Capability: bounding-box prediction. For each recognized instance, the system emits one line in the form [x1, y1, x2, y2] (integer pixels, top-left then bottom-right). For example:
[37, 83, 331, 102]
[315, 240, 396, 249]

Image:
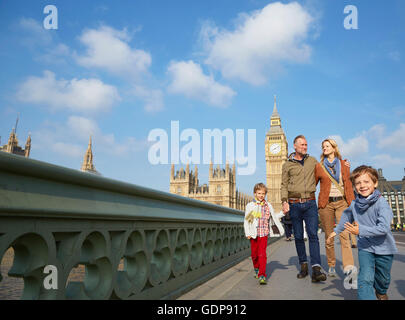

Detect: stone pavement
[179, 232, 405, 300]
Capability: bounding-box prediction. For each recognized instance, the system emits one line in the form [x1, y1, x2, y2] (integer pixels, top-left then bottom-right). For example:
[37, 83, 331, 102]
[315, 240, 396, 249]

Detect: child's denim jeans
[358, 249, 394, 300]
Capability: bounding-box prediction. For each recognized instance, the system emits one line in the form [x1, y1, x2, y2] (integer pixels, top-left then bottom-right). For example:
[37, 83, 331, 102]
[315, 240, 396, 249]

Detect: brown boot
[376, 292, 389, 300]
[297, 263, 308, 279]
[311, 266, 327, 282]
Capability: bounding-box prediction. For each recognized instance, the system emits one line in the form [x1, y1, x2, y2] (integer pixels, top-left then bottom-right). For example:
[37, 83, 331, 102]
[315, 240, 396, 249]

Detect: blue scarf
[324, 157, 340, 183]
[354, 189, 381, 213]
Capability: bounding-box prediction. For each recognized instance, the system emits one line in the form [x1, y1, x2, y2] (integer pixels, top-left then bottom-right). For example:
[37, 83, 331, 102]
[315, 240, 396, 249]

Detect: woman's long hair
[320, 138, 342, 162]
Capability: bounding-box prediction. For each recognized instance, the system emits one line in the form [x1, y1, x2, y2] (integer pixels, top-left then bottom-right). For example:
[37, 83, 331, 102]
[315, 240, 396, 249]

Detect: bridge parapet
[0, 152, 250, 299]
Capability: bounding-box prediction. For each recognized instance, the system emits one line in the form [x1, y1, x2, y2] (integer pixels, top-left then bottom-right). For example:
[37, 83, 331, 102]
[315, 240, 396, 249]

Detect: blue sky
[0, 0, 404, 196]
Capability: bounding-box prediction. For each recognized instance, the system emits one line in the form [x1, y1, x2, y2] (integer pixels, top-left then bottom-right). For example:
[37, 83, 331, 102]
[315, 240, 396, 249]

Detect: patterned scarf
[254, 197, 270, 218]
[245, 198, 270, 223]
[324, 157, 340, 183]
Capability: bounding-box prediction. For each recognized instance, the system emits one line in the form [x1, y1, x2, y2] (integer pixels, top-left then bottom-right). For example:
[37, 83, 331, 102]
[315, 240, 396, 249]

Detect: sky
[0, 0, 404, 196]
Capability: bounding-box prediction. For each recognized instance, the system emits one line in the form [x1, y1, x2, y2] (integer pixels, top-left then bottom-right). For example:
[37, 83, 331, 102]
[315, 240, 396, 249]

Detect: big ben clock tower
[265, 96, 288, 213]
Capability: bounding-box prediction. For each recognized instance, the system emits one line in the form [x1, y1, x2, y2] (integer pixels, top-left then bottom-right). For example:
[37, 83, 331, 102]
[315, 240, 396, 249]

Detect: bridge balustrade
[0, 152, 252, 299]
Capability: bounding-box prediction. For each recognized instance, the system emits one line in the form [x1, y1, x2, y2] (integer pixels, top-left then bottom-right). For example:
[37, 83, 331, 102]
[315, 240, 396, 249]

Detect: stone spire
[24, 133, 31, 158]
[6, 128, 18, 153]
[171, 164, 175, 179]
[271, 95, 280, 119]
[268, 94, 283, 135]
[81, 136, 98, 174]
[0, 115, 31, 157]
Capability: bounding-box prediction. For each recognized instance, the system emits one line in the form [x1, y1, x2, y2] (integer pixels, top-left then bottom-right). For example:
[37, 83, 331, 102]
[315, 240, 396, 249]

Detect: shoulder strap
[321, 163, 345, 196]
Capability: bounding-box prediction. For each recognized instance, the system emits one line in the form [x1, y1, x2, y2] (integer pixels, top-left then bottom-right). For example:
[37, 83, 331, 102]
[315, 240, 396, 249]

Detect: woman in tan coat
[315, 138, 356, 277]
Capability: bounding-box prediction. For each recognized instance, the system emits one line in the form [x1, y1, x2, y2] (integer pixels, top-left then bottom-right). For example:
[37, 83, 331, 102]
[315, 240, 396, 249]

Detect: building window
[177, 187, 182, 193]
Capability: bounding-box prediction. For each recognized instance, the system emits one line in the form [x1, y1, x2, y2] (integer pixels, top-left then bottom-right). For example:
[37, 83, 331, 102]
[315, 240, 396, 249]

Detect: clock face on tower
[269, 143, 281, 155]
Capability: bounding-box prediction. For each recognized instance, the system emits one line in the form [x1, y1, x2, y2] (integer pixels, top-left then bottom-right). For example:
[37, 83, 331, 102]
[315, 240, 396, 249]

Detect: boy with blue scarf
[327, 165, 397, 300]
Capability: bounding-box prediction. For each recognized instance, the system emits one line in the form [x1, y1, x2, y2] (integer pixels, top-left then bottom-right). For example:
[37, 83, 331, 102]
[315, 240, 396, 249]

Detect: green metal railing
[0, 152, 257, 300]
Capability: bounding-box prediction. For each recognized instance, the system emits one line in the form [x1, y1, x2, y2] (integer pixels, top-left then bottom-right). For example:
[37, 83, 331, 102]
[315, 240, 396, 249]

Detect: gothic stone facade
[170, 162, 252, 210]
[0, 128, 31, 157]
[378, 168, 405, 224]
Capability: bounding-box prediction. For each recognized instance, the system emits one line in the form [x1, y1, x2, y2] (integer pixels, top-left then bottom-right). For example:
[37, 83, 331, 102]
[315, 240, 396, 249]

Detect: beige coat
[281, 153, 318, 202]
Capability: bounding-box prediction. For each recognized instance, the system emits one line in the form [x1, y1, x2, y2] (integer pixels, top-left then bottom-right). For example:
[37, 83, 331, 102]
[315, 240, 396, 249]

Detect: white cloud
[32, 116, 149, 160]
[67, 116, 100, 139]
[328, 134, 369, 160]
[39, 43, 71, 64]
[32, 122, 85, 159]
[19, 17, 53, 47]
[52, 142, 84, 158]
[75, 25, 151, 79]
[16, 70, 120, 113]
[167, 60, 236, 107]
[375, 123, 405, 150]
[132, 85, 164, 113]
[66, 116, 149, 156]
[368, 124, 385, 140]
[200, 2, 314, 85]
[18, 18, 71, 65]
[74, 25, 164, 112]
[372, 154, 402, 166]
[324, 124, 405, 179]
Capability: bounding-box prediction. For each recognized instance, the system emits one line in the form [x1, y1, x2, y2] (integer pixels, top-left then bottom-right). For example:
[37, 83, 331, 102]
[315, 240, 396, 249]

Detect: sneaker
[328, 267, 336, 277]
[254, 268, 259, 279]
[259, 276, 267, 285]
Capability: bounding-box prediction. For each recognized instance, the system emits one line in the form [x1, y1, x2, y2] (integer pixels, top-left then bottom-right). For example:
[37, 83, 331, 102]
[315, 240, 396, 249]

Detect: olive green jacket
[281, 153, 318, 202]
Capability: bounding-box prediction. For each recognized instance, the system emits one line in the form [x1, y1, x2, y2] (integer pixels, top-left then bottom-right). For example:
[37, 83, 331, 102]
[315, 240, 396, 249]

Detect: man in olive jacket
[281, 135, 327, 282]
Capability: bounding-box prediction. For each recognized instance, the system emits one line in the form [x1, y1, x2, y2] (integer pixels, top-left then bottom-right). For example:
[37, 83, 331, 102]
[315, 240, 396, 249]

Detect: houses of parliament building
[378, 169, 405, 225]
[169, 96, 288, 213]
[169, 161, 253, 210]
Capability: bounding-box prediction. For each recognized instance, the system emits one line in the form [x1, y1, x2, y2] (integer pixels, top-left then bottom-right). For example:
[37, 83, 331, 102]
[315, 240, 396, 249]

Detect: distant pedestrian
[244, 183, 275, 285]
[281, 212, 293, 241]
[327, 165, 397, 300]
